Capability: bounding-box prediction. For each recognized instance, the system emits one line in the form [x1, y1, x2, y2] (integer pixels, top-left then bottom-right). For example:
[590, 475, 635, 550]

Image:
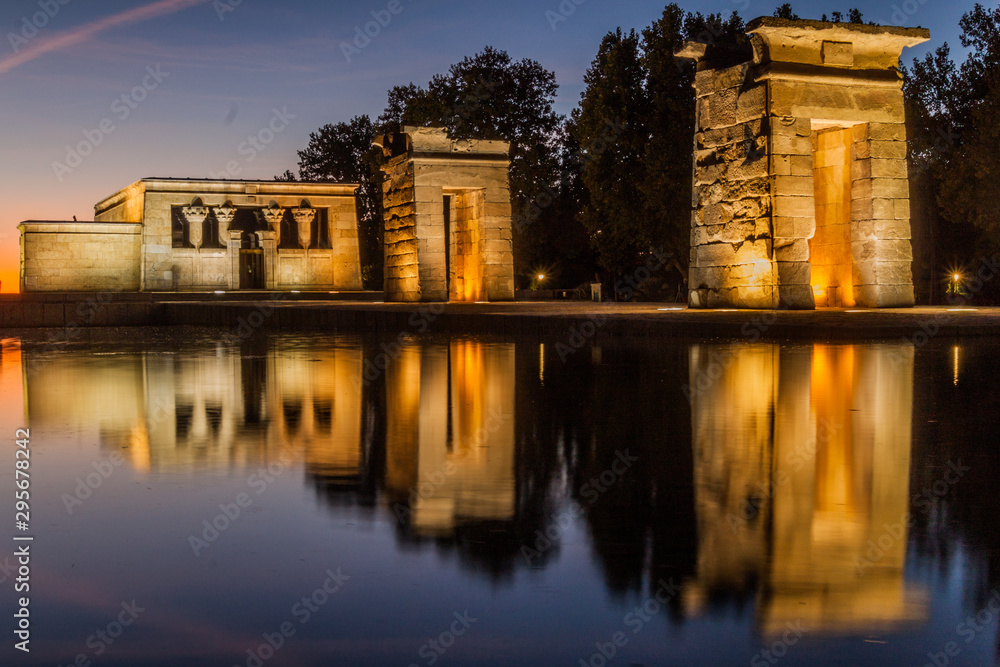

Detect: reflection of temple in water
[22, 336, 516, 540]
[685, 342, 927, 636]
[23, 338, 366, 485]
[383, 341, 516, 535]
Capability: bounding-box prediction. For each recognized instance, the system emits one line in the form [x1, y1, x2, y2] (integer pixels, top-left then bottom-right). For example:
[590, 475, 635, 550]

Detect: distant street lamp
[537, 274, 545, 282]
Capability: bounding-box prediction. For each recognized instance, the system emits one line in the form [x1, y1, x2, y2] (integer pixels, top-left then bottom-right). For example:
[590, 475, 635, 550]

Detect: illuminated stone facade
[679, 18, 929, 308]
[374, 127, 516, 302]
[19, 179, 363, 292]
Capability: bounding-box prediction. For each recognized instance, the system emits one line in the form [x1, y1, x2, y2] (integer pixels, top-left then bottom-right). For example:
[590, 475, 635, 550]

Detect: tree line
[277, 3, 1000, 303]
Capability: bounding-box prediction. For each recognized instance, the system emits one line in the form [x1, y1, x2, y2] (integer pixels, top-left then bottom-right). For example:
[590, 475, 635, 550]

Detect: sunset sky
[0, 0, 960, 292]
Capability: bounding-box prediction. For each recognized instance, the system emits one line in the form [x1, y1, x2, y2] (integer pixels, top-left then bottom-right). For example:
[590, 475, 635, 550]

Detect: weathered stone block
[852, 238, 913, 263]
[777, 283, 815, 310]
[774, 238, 809, 262]
[774, 175, 814, 197]
[774, 196, 814, 218]
[777, 260, 811, 285]
[870, 159, 908, 179]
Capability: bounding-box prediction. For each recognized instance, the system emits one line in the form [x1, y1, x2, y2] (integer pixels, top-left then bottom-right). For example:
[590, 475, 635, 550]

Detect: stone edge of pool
[1, 295, 999, 340]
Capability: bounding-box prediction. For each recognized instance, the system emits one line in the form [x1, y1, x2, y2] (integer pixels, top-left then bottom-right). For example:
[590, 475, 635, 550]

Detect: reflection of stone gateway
[684, 342, 927, 637]
[677, 19, 929, 309]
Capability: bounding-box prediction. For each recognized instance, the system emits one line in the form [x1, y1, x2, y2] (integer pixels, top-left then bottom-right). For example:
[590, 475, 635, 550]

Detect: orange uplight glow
[809, 127, 856, 308]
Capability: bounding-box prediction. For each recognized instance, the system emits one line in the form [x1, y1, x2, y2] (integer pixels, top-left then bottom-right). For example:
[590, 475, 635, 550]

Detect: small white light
[213, 290, 225, 295]
[657, 307, 684, 311]
[947, 308, 977, 312]
[290, 290, 300, 294]
[537, 274, 545, 281]
[845, 309, 865, 312]
[474, 301, 489, 304]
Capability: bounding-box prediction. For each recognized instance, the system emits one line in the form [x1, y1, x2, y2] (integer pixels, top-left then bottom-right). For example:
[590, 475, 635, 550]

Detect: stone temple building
[374, 126, 515, 302]
[19, 179, 363, 292]
[678, 18, 929, 309]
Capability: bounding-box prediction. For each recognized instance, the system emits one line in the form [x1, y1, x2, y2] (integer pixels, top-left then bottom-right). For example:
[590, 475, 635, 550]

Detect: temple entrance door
[239, 249, 264, 289]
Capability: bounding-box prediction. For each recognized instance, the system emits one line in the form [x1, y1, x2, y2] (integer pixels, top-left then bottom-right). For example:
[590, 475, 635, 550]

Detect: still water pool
[0, 329, 998, 666]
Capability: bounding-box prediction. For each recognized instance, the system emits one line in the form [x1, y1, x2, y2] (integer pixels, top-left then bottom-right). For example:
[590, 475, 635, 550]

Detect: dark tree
[573, 6, 748, 294]
[378, 47, 565, 284]
[773, 3, 800, 19]
[294, 115, 384, 287]
[572, 28, 651, 286]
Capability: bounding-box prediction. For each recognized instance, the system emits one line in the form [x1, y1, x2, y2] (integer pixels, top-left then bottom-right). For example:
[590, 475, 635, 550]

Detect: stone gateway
[677, 18, 929, 309]
[374, 126, 516, 303]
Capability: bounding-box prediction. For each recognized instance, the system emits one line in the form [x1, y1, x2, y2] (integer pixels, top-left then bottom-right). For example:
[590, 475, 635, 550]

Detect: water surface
[0, 329, 998, 666]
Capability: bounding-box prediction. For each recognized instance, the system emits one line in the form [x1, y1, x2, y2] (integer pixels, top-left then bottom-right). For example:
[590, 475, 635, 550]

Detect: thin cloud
[0, 0, 211, 75]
